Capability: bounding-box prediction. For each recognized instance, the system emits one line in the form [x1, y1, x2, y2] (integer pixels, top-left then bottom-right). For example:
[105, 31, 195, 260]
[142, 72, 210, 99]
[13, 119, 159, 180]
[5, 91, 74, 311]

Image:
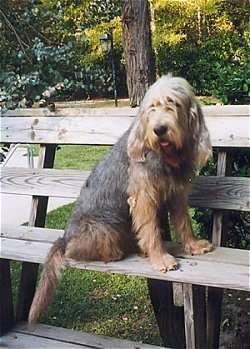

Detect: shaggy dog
[28, 75, 213, 323]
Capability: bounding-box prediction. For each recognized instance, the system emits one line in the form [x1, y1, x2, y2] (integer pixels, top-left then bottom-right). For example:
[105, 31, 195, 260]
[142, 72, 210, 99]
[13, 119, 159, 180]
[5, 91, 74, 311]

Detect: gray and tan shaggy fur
[29, 75, 213, 323]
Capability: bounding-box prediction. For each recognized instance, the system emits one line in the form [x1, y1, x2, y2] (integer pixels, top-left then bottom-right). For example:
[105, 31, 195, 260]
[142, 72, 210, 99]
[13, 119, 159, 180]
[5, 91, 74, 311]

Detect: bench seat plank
[1, 167, 250, 211]
[2, 323, 166, 349]
[1, 226, 249, 291]
[2, 225, 249, 266]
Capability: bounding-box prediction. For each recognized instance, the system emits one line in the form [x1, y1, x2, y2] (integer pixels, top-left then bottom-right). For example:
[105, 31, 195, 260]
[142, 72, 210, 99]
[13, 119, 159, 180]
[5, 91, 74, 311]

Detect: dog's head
[127, 75, 212, 169]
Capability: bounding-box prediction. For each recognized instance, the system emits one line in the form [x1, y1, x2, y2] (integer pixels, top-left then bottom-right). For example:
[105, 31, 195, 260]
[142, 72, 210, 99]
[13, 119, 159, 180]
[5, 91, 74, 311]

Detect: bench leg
[183, 284, 207, 349]
[16, 197, 48, 321]
[148, 279, 185, 348]
[207, 287, 223, 349]
[16, 262, 39, 321]
[0, 259, 14, 335]
[16, 144, 57, 321]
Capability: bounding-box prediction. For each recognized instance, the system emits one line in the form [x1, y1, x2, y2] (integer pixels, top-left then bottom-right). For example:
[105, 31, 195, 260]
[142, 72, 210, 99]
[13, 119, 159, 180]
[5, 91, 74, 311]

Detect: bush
[212, 58, 250, 104]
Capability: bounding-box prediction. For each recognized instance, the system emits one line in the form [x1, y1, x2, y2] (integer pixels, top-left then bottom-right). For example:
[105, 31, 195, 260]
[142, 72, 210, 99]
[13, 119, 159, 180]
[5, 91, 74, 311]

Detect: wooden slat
[202, 105, 249, 117]
[2, 323, 166, 349]
[2, 225, 248, 266]
[1, 106, 250, 147]
[0, 167, 89, 198]
[3, 106, 138, 117]
[1, 168, 249, 211]
[1, 116, 133, 145]
[189, 176, 250, 211]
[16, 145, 57, 322]
[183, 284, 195, 349]
[1, 228, 249, 291]
[2, 332, 87, 348]
[207, 150, 231, 349]
[3, 105, 249, 117]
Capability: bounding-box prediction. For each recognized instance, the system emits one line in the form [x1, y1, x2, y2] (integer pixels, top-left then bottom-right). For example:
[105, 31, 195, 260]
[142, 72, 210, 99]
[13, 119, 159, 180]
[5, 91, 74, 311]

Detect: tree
[121, 0, 156, 107]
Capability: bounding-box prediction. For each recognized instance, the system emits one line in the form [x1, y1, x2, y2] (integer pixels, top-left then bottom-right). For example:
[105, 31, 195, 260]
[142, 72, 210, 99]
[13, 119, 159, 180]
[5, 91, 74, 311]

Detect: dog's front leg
[128, 192, 178, 272]
[170, 197, 213, 255]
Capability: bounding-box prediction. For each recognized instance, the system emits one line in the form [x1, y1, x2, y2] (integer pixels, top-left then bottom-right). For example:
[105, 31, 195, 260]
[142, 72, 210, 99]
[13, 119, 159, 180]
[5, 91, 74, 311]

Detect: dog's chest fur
[66, 129, 192, 237]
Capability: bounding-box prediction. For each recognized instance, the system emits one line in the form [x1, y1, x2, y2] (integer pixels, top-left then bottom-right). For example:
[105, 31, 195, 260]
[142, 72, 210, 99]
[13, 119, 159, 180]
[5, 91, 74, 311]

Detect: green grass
[54, 145, 110, 170]
[40, 269, 161, 344]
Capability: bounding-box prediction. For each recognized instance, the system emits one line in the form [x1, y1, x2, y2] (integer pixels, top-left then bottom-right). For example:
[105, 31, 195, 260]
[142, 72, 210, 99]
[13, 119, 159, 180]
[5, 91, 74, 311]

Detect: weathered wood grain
[183, 284, 195, 349]
[0, 167, 89, 198]
[208, 150, 231, 349]
[2, 225, 248, 266]
[2, 225, 249, 266]
[1, 105, 250, 147]
[3, 106, 138, 117]
[3, 104, 249, 117]
[1, 228, 249, 291]
[1, 168, 249, 211]
[16, 145, 57, 322]
[3, 323, 167, 349]
[189, 176, 250, 211]
[1, 116, 133, 145]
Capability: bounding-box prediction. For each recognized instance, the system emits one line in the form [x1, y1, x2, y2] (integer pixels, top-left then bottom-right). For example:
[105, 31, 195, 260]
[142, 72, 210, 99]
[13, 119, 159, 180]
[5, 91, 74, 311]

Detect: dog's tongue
[160, 141, 170, 148]
[160, 141, 171, 151]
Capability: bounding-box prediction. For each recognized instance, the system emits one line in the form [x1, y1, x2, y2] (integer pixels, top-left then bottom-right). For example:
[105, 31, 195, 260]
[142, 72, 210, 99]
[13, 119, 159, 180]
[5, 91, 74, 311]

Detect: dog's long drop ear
[190, 101, 212, 169]
[127, 111, 147, 162]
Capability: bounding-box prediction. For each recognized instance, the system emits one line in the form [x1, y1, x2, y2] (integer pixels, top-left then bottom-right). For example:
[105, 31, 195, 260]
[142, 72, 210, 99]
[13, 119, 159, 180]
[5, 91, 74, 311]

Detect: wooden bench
[1, 105, 249, 349]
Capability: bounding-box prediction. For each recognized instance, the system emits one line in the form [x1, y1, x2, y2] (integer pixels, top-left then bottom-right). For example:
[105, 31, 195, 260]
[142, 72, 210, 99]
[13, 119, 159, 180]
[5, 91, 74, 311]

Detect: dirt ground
[219, 290, 250, 349]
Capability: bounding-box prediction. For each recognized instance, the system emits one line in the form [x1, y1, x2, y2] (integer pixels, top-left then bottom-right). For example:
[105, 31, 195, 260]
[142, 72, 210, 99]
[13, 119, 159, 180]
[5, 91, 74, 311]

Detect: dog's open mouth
[159, 141, 180, 168]
[159, 141, 174, 153]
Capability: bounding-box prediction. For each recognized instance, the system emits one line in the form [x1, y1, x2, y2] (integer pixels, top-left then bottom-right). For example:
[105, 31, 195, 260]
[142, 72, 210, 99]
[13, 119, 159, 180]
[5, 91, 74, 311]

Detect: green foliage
[0, 0, 124, 110]
[212, 57, 250, 104]
[154, 0, 250, 103]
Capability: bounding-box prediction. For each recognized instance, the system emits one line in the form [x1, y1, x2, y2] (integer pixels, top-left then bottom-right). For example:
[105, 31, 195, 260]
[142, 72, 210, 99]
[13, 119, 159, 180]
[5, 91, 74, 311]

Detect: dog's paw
[185, 239, 214, 255]
[150, 253, 178, 273]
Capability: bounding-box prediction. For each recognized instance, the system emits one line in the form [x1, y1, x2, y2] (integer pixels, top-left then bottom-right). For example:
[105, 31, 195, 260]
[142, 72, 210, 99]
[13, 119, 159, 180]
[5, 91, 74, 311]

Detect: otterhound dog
[29, 75, 213, 323]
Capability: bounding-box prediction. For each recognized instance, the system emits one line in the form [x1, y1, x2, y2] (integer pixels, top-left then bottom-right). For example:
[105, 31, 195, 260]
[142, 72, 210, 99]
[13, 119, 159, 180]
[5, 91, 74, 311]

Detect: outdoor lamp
[99, 31, 118, 107]
[100, 33, 112, 53]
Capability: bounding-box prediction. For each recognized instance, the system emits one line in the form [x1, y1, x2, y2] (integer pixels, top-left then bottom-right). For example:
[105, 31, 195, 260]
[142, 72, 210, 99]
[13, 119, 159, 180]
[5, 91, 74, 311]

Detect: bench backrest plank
[1, 168, 250, 211]
[1, 105, 249, 147]
[2, 105, 248, 117]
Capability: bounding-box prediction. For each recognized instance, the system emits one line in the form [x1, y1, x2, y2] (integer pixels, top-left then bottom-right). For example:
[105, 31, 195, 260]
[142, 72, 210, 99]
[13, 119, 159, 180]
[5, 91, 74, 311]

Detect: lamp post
[100, 31, 118, 107]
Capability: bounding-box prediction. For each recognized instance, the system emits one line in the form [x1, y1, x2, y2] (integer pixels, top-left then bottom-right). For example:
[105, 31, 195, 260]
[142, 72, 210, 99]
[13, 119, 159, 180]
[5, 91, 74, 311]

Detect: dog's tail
[28, 238, 66, 324]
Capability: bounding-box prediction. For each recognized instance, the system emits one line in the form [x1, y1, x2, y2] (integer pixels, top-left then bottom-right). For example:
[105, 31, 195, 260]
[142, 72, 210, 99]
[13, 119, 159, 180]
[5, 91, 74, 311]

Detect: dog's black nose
[153, 125, 167, 137]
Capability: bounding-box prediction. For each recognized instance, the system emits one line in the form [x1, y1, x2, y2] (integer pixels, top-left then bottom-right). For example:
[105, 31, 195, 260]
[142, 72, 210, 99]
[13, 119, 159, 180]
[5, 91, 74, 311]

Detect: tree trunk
[122, 0, 156, 107]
